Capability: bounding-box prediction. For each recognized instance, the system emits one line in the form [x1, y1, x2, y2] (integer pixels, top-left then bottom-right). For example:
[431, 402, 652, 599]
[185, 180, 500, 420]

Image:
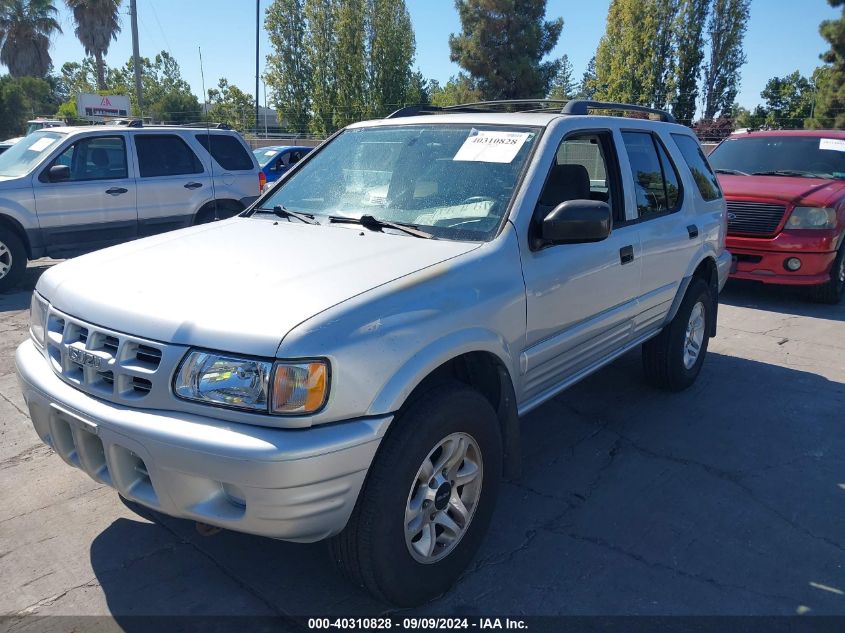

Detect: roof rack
[562, 100, 676, 123]
[108, 120, 233, 130]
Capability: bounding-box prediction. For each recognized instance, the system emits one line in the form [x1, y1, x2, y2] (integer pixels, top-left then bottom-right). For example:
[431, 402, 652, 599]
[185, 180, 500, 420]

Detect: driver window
[50, 136, 127, 182]
[538, 133, 616, 218]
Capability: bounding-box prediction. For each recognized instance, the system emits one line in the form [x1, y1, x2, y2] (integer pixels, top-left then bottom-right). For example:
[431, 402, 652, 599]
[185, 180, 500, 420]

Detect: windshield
[0, 131, 65, 177]
[258, 124, 539, 241]
[254, 147, 280, 167]
[709, 136, 845, 179]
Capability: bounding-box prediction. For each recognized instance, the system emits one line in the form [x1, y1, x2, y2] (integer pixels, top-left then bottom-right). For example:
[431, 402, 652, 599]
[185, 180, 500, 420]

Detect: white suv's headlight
[174, 350, 329, 415]
[29, 292, 48, 348]
[787, 207, 836, 229]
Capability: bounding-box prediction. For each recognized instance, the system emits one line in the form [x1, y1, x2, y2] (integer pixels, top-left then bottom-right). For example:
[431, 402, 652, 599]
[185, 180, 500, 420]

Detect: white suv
[16, 101, 730, 606]
[0, 124, 260, 291]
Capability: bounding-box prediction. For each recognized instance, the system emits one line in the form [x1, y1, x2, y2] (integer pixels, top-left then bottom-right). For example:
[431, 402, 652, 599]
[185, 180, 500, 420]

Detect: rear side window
[196, 134, 254, 170]
[135, 134, 203, 177]
[622, 131, 681, 218]
[672, 134, 722, 201]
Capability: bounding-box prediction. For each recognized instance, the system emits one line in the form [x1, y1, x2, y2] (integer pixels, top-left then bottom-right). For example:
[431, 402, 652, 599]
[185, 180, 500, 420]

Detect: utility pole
[130, 0, 143, 117]
[255, 0, 260, 136]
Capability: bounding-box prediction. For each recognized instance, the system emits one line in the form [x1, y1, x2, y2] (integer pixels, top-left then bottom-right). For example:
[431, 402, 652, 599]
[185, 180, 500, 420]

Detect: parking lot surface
[1, 259, 843, 623]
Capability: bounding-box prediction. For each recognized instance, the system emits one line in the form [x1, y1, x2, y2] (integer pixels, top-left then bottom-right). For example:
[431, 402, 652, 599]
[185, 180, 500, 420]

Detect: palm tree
[65, 0, 120, 90]
[0, 0, 62, 78]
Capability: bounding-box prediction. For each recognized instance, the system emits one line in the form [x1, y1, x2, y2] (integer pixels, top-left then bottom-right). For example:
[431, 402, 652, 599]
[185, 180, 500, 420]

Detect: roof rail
[385, 99, 571, 119]
[562, 100, 676, 123]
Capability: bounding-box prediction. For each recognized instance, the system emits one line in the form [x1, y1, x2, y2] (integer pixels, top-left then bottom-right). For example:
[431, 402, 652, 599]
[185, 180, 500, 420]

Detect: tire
[810, 244, 845, 305]
[329, 382, 502, 607]
[642, 277, 713, 392]
[0, 229, 27, 293]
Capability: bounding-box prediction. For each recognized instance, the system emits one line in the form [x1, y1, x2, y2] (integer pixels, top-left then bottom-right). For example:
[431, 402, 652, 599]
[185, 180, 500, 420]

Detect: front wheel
[642, 277, 713, 391]
[810, 244, 845, 304]
[329, 382, 502, 606]
[0, 229, 27, 293]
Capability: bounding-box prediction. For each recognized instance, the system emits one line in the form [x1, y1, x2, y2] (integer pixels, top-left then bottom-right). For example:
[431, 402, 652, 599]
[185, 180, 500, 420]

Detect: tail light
[258, 170, 266, 193]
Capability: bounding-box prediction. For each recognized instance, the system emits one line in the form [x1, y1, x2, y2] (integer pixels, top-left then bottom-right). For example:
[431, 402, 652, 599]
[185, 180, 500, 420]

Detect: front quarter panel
[277, 225, 527, 424]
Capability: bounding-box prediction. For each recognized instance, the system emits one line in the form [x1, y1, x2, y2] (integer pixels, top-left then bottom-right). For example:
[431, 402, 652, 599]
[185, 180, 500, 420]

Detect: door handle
[184, 182, 203, 189]
[105, 187, 128, 196]
[620, 245, 635, 265]
[687, 224, 699, 239]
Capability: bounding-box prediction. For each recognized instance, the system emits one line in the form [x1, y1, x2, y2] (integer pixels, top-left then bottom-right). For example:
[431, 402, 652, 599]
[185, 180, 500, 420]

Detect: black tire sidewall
[668, 278, 712, 387]
[362, 385, 502, 606]
[0, 229, 26, 292]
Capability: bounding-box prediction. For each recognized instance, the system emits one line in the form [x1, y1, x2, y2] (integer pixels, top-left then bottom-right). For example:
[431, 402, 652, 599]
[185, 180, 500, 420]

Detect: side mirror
[540, 200, 612, 245]
[47, 164, 70, 182]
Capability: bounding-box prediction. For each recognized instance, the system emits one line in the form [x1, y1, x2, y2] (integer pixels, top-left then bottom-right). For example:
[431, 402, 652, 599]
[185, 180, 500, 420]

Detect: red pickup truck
[708, 130, 845, 303]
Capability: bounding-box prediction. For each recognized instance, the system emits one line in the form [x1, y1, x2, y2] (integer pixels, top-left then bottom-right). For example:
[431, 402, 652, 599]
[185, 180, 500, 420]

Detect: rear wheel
[329, 382, 502, 607]
[0, 229, 27, 293]
[810, 244, 845, 304]
[642, 277, 713, 391]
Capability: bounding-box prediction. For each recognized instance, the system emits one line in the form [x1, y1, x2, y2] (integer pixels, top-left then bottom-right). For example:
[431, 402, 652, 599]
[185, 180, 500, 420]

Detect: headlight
[174, 351, 329, 415]
[787, 207, 837, 229]
[29, 292, 48, 348]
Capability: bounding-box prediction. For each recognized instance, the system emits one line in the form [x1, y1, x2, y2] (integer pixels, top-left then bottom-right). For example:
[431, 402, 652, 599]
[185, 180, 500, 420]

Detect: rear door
[33, 132, 137, 256]
[131, 133, 213, 237]
[195, 133, 259, 211]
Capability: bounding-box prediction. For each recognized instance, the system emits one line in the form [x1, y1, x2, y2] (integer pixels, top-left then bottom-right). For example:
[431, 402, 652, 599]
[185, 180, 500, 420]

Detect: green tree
[731, 103, 766, 129]
[207, 77, 255, 132]
[0, 74, 55, 136]
[429, 73, 481, 107]
[578, 55, 597, 98]
[64, 0, 121, 90]
[449, 0, 563, 100]
[265, 0, 311, 134]
[367, 0, 415, 117]
[701, 0, 750, 120]
[334, 0, 366, 128]
[548, 53, 577, 100]
[760, 70, 814, 129]
[650, 0, 678, 109]
[594, 0, 658, 105]
[304, 0, 337, 135]
[672, 0, 709, 124]
[807, 1, 845, 128]
[0, 0, 62, 77]
[405, 69, 430, 106]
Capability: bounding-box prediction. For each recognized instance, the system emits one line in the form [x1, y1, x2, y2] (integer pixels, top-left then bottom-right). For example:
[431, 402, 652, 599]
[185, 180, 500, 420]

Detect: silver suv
[16, 101, 730, 606]
[0, 124, 260, 291]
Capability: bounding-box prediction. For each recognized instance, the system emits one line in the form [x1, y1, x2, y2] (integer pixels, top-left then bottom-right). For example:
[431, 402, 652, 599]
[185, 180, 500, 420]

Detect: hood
[718, 174, 845, 207]
[37, 217, 480, 357]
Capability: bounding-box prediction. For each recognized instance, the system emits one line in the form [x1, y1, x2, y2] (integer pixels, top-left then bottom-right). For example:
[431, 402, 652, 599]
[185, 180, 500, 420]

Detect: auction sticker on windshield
[820, 138, 845, 152]
[454, 129, 530, 163]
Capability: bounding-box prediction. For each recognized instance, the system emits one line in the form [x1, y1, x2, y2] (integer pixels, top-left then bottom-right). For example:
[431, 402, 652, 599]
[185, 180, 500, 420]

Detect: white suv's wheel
[642, 277, 713, 391]
[330, 382, 502, 606]
[0, 230, 26, 293]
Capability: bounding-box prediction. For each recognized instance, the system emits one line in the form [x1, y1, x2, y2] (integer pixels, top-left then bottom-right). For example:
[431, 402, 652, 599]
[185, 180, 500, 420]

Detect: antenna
[198, 46, 217, 218]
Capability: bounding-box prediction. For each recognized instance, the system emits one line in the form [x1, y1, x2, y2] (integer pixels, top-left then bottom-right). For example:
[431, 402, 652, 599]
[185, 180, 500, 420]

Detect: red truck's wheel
[811, 244, 845, 304]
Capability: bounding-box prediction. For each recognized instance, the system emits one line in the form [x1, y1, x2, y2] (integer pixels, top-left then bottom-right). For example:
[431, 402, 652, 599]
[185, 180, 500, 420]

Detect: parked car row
[8, 100, 845, 608]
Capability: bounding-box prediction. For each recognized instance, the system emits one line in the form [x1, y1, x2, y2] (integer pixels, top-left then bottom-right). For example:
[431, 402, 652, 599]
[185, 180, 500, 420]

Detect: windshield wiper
[329, 214, 434, 239]
[255, 205, 320, 225]
[715, 168, 750, 176]
[751, 170, 824, 178]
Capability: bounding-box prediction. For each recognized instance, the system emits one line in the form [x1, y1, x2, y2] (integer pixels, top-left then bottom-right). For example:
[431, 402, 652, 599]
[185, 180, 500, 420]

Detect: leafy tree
[0, 0, 62, 77]
[692, 115, 734, 141]
[265, 0, 311, 134]
[207, 77, 255, 132]
[367, 0, 415, 117]
[405, 69, 430, 106]
[0, 74, 55, 136]
[731, 103, 766, 129]
[760, 70, 814, 129]
[65, 0, 121, 90]
[334, 0, 366, 128]
[548, 53, 577, 100]
[304, 0, 338, 135]
[578, 55, 597, 98]
[429, 73, 481, 107]
[807, 1, 845, 128]
[594, 0, 658, 105]
[701, 0, 750, 120]
[650, 0, 678, 109]
[449, 0, 563, 100]
[672, 0, 709, 124]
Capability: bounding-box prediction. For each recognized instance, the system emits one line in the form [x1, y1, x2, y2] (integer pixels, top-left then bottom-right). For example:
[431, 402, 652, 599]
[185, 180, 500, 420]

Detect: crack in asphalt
[0, 389, 27, 418]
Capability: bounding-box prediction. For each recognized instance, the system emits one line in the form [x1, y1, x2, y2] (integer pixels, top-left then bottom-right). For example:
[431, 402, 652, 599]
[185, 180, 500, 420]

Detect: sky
[39, 0, 842, 111]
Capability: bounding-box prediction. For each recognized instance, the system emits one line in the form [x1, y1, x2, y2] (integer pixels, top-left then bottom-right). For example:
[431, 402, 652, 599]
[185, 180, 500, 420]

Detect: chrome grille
[45, 307, 181, 407]
[726, 200, 787, 236]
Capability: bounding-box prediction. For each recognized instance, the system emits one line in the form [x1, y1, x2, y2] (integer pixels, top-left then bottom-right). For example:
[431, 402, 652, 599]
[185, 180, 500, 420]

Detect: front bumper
[727, 231, 840, 286]
[15, 339, 389, 542]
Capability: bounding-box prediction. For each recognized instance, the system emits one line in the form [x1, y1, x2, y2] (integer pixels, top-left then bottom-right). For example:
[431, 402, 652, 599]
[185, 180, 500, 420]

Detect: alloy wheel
[683, 301, 706, 370]
[0, 240, 11, 281]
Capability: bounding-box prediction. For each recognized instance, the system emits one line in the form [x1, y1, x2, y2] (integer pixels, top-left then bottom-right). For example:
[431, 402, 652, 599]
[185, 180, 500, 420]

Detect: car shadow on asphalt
[720, 279, 845, 322]
[89, 349, 845, 620]
[0, 261, 56, 313]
